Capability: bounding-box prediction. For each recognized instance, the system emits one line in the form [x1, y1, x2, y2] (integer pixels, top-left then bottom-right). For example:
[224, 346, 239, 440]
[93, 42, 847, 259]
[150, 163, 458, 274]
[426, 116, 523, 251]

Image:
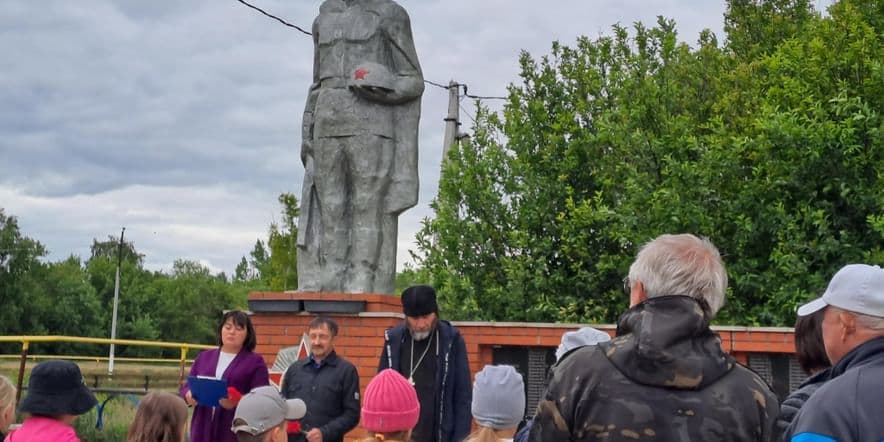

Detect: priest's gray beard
[409, 318, 438, 341]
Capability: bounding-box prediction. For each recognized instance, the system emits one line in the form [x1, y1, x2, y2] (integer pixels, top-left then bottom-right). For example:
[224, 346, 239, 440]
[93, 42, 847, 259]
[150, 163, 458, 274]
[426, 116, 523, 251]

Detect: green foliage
[724, 0, 815, 60]
[0, 209, 48, 347]
[89, 235, 144, 267]
[86, 239, 162, 354]
[0, 192, 305, 355]
[1, 1, 881, 342]
[146, 260, 240, 356]
[0, 212, 246, 357]
[416, 0, 883, 325]
[266, 193, 300, 291]
[234, 193, 300, 291]
[394, 265, 424, 295]
[0, 212, 108, 354]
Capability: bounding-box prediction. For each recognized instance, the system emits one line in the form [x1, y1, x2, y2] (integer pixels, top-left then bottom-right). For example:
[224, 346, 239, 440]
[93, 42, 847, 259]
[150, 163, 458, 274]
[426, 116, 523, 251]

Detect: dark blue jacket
[774, 367, 831, 440]
[785, 336, 884, 441]
[282, 351, 360, 442]
[513, 420, 532, 442]
[379, 320, 472, 442]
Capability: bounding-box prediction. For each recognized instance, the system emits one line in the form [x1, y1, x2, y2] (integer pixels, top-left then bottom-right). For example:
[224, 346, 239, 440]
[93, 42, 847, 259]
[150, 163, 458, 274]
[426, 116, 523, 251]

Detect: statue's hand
[301, 140, 313, 166]
[350, 84, 394, 103]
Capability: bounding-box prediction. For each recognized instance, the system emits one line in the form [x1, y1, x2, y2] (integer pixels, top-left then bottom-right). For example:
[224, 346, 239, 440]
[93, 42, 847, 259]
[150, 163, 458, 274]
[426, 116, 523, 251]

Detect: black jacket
[379, 319, 472, 442]
[774, 367, 830, 439]
[282, 351, 360, 442]
[529, 295, 780, 442]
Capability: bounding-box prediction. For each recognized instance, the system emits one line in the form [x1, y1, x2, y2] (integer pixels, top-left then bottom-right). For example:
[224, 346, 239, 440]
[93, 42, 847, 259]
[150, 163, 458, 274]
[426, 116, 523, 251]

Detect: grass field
[2, 359, 188, 441]
[1, 359, 186, 390]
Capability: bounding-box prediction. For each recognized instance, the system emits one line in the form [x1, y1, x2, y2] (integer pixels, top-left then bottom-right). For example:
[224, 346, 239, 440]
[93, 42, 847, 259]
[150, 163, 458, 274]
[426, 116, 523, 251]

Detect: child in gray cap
[231, 386, 306, 442]
[464, 365, 525, 442]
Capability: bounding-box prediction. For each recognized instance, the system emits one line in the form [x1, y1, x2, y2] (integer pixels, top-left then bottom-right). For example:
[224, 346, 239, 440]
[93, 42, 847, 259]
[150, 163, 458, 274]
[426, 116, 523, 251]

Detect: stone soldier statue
[297, 0, 424, 294]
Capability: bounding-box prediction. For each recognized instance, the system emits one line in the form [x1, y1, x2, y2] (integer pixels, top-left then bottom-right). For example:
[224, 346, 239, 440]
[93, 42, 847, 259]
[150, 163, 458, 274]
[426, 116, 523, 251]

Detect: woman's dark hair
[217, 310, 257, 352]
[794, 309, 831, 375]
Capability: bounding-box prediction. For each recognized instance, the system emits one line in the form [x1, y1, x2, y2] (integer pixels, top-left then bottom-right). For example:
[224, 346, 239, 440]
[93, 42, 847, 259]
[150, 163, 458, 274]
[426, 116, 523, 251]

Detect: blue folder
[187, 376, 228, 408]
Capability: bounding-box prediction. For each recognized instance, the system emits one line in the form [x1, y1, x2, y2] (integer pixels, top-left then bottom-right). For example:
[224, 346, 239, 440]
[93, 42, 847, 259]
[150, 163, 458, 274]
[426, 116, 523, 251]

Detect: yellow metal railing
[0, 354, 198, 364]
[0, 335, 215, 407]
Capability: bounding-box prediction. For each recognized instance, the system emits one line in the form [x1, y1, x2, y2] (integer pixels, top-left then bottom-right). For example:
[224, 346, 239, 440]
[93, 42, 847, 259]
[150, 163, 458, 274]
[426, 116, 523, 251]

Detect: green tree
[86, 237, 161, 354]
[394, 265, 424, 294]
[724, 0, 815, 60]
[0, 209, 48, 352]
[708, 0, 883, 324]
[32, 256, 106, 354]
[266, 193, 300, 291]
[233, 193, 300, 291]
[89, 235, 144, 267]
[0, 212, 112, 354]
[416, 0, 882, 325]
[150, 259, 240, 356]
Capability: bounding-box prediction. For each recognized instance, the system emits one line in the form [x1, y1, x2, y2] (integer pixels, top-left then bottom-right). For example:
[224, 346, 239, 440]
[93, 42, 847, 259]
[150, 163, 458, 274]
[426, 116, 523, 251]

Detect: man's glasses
[622, 276, 630, 296]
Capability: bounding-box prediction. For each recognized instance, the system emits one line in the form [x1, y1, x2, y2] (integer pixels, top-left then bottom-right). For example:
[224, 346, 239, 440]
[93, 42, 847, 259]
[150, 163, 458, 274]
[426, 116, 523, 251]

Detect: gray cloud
[2, 0, 744, 275]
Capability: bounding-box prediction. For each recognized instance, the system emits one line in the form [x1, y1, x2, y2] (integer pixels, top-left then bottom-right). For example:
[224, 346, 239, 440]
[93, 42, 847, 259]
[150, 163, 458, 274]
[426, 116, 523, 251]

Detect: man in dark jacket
[784, 264, 884, 441]
[528, 233, 779, 441]
[378, 285, 471, 442]
[282, 317, 359, 442]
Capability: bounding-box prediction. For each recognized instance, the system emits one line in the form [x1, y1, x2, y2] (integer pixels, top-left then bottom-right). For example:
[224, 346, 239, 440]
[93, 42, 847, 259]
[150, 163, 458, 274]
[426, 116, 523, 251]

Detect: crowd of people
[0, 233, 881, 441]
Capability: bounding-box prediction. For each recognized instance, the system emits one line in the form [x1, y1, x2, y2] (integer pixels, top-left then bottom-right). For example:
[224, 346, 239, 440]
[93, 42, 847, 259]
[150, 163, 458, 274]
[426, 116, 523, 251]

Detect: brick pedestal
[248, 291, 797, 440]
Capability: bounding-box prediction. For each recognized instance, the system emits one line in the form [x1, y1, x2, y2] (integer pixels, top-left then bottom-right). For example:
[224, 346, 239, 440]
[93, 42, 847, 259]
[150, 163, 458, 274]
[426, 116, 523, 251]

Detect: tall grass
[73, 393, 139, 441]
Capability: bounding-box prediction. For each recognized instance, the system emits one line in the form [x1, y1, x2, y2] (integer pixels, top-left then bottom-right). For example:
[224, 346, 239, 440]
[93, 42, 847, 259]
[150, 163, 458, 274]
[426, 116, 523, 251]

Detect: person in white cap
[232, 386, 307, 442]
[784, 263, 884, 441]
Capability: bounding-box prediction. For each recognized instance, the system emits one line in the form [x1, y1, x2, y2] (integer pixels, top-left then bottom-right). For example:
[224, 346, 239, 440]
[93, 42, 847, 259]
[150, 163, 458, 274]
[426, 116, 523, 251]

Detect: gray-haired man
[529, 233, 779, 441]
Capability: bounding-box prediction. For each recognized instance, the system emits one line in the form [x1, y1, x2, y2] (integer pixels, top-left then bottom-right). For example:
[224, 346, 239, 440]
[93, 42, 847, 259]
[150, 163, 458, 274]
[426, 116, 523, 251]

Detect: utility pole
[441, 80, 461, 163]
[108, 227, 125, 376]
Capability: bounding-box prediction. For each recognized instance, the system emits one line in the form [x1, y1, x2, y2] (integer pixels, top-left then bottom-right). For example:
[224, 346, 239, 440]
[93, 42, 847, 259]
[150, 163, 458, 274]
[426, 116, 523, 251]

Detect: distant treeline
[0, 193, 418, 358]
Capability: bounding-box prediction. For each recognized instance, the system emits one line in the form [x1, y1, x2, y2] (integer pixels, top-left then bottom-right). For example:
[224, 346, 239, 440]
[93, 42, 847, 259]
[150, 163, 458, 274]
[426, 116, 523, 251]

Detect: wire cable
[459, 103, 478, 126]
[232, 1, 508, 99]
[236, 0, 312, 35]
[423, 79, 452, 89]
[464, 92, 508, 100]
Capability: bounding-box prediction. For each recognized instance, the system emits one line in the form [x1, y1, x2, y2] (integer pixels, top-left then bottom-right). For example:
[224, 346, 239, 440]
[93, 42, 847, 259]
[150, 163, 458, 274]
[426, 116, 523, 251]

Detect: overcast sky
[1, 0, 743, 276]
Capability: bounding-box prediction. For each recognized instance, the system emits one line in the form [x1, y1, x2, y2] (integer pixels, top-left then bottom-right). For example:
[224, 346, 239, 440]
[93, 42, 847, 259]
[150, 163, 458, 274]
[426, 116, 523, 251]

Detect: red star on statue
[354, 68, 369, 80]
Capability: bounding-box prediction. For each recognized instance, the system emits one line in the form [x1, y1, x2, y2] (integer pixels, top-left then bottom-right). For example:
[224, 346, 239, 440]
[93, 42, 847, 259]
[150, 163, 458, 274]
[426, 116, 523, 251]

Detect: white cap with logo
[797, 264, 884, 317]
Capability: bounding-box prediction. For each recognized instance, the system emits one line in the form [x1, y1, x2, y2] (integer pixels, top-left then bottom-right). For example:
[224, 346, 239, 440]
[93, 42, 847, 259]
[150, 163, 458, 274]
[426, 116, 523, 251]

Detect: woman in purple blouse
[180, 310, 269, 442]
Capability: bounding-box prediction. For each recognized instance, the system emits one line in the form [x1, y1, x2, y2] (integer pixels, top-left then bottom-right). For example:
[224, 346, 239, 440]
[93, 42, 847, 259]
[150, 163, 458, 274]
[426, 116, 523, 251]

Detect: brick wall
[248, 292, 796, 440]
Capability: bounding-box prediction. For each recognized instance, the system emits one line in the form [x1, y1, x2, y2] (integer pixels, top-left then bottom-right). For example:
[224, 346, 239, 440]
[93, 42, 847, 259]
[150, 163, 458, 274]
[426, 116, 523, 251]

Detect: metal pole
[15, 341, 28, 408]
[108, 227, 125, 375]
[179, 346, 189, 388]
[441, 80, 461, 163]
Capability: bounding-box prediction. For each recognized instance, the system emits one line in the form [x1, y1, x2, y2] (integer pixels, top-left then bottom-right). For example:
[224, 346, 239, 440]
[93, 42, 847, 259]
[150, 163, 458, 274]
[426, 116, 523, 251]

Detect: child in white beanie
[555, 326, 611, 361]
[464, 365, 525, 442]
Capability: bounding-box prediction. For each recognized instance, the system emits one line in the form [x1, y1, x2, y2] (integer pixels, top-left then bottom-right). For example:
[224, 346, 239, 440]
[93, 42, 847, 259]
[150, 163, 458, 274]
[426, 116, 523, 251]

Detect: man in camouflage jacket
[528, 234, 779, 441]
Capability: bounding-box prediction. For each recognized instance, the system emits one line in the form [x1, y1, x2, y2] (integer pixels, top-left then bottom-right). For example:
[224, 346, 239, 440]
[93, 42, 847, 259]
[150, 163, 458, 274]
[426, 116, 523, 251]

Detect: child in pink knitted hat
[359, 369, 420, 442]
